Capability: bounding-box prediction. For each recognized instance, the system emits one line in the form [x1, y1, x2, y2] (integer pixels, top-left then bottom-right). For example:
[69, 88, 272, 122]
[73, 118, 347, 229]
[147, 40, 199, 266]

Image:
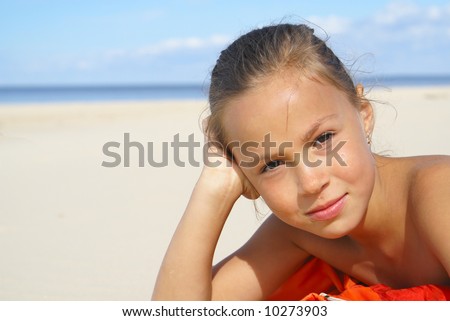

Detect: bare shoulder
[408, 155, 450, 203]
[407, 155, 450, 275]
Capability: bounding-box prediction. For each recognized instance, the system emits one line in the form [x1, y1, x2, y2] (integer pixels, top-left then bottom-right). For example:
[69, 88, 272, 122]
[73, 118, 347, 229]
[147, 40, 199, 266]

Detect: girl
[152, 23, 450, 300]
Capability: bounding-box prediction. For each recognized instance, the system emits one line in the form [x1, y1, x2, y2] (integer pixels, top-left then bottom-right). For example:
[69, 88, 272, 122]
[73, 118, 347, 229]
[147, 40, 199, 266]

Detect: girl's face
[223, 74, 376, 239]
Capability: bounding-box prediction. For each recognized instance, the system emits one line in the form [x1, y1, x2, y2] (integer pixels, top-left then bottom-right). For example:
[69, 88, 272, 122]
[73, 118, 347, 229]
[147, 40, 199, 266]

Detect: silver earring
[367, 135, 372, 145]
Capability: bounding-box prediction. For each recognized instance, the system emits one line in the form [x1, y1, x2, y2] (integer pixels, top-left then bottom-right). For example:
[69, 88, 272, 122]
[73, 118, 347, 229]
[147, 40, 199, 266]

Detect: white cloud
[350, 1, 450, 73]
[371, 1, 450, 32]
[307, 15, 351, 35]
[322, 1, 450, 45]
[427, 5, 442, 21]
[136, 35, 232, 57]
[75, 34, 232, 71]
[303, 1, 450, 75]
[75, 60, 93, 71]
[104, 49, 128, 61]
[373, 1, 420, 25]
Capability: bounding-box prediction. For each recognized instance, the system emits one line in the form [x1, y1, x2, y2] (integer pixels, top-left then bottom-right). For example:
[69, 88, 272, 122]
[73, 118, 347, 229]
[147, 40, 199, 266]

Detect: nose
[294, 160, 330, 196]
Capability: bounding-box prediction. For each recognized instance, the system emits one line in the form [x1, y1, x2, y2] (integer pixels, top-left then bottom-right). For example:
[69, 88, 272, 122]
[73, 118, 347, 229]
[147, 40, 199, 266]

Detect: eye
[262, 160, 285, 173]
[312, 132, 334, 150]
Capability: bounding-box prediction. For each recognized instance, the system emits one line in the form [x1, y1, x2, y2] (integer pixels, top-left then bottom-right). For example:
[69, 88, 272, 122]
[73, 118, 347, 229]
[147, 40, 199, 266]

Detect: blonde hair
[206, 23, 360, 149]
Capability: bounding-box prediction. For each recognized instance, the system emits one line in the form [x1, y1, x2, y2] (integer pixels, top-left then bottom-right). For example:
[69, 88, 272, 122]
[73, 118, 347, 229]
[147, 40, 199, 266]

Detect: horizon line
[2, 74, 450, 89]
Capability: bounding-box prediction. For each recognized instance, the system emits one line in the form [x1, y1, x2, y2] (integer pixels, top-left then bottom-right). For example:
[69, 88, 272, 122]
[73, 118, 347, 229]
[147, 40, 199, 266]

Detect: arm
[151, 165, 242, 300]
[152, 157, 309, 300]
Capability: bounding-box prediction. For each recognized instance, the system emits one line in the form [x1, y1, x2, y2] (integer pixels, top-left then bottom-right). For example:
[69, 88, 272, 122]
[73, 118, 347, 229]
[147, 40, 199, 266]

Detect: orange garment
[268, 258, 450, 301]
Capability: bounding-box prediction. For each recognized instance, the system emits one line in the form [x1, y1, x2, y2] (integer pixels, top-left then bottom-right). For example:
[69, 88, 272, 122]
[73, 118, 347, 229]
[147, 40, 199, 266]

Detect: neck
[348, 155, 405, 254]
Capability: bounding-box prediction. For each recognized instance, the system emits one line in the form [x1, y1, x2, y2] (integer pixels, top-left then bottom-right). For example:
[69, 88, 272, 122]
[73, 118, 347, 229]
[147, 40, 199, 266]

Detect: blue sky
[1, 0, 450, 85]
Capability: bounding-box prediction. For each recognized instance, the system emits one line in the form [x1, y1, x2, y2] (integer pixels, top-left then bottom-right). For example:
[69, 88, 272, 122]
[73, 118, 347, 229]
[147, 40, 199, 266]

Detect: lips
[305, 194, 348, 221]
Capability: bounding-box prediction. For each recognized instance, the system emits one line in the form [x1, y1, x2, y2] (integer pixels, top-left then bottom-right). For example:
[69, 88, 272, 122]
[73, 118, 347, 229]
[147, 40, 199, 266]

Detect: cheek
[256, 174, 298, 215]
[335, 140, 375, 190]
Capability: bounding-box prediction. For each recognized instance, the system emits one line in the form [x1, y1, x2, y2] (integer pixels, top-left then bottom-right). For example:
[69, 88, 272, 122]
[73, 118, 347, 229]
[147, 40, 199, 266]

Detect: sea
[1, 75, 450, 105]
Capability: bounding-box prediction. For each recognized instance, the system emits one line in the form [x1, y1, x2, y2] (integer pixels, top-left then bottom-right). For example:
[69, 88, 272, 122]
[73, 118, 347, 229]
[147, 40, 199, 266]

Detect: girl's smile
[305, 193, 348, 221]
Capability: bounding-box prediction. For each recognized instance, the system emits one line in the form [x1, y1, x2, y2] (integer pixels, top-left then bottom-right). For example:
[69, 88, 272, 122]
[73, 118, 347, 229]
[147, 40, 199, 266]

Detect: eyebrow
[302, 114, 338, 142]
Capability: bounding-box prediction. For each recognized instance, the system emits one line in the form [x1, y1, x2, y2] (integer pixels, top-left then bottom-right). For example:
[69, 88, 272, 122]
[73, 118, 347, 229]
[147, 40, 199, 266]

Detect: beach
[0, 85, 449, 300]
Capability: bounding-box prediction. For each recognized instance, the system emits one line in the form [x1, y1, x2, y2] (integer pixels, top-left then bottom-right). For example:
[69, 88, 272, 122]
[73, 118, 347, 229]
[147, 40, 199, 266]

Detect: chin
[319, 229, 349, 239]
[319, 217, 361, 239]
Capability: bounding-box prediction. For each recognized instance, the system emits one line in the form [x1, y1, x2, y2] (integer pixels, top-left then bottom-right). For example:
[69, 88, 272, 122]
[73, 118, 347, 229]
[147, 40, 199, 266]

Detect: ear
[356, 84, 374, 138]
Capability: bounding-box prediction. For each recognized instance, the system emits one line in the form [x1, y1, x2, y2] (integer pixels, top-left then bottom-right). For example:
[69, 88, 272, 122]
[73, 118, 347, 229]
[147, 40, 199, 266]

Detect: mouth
[305, 194, 348, 221]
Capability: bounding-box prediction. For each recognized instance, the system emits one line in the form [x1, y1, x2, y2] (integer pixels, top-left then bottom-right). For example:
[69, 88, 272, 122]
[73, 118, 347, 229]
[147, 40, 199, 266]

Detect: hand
[201, 119, 259, 201]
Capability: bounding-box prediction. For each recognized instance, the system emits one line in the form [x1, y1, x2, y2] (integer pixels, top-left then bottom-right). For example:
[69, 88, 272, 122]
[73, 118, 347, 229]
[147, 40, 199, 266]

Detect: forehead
[222, 75, 351, 143]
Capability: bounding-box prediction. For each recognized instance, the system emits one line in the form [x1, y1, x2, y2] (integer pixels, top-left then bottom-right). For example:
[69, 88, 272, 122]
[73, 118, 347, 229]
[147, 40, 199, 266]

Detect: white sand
[0, 86, 449, 300]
